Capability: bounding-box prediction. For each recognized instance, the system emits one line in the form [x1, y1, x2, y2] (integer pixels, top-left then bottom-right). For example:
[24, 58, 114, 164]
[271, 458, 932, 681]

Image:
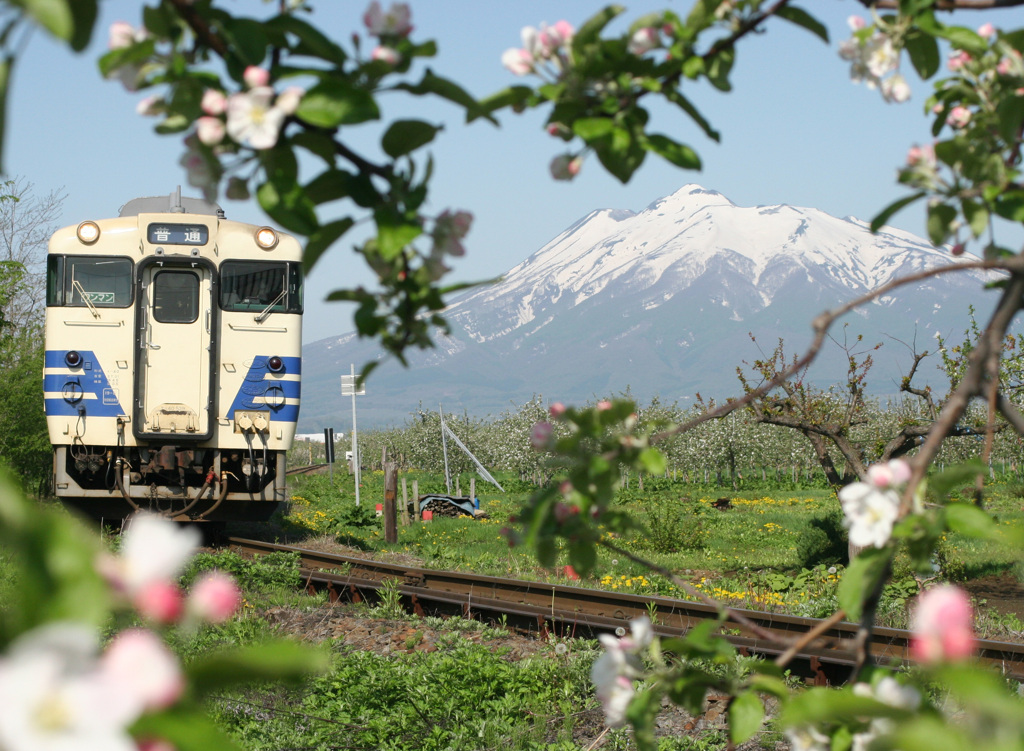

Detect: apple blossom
[596, 400, 613, 411]
[226, 87, 287, 149]
[101, 629, 184, 711]
[785, 726, 831, 751]
[590, 617, 652, 727]
[108, 21, 146, 50]
[97, 513, 200, 598]
[947, 105, 972, 129]
[881, 73, 911, 103]
[628, 27, 660, 56]
[866, 458, 911, 489]
[947, 50, 971, 72]
[910, 584, 976, 663]
[978, 22, 996, 40]
[502, 47, 534, 76]
[848, 16, 866, 31]
[951, 243, 966, 256]
[906, 143, 936, 168]
[432, 209, 473, 257]
[838, 482, 900, 548]
[363, 1, 412, 37]
[0, 624, 139, 751]
[201, 89, 227, 115]
[195, 116, 226, 146]
[372, 45, 401, 65]
[275, 86, 305, 116]
[188, 570, 242, 623]
[136, 96, 162, 116]
[549, 402, 567, 417]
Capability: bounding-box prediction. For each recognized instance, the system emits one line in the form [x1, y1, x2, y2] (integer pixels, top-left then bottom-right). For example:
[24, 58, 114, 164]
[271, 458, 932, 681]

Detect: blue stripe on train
[43, 350, 127, 418]
[227, 355, 301, 423]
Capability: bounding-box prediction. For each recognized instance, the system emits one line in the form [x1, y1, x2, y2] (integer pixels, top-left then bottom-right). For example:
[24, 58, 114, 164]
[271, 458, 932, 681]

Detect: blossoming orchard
[3, 0, 1024, 749]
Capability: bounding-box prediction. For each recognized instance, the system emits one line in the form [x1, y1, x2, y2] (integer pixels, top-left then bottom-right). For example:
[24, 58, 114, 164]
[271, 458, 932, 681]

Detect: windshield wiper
[254, 289, 287, 323]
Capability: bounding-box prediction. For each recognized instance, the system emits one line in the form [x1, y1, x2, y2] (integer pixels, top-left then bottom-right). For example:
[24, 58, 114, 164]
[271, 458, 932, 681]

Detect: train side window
[46, 256, 65, 306]
[63, 257, 133, 308]
[152, 270, 200, 324]
[220, 261, 300, 313]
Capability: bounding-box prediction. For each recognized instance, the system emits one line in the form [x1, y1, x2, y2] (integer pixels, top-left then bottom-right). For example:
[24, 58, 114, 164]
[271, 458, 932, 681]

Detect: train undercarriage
[53, 442, 287, 522]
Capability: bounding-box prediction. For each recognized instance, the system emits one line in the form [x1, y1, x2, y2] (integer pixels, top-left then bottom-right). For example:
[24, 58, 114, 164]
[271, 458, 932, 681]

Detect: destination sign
[147, 224, 209, 246]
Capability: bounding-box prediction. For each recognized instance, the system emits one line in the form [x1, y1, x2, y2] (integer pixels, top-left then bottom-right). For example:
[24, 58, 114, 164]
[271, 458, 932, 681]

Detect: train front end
[43, 192, 302, 521]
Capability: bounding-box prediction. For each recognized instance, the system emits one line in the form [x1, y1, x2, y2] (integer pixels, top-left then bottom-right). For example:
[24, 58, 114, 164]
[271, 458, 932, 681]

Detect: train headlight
[267, 355, 284, 373]
[254, 226, 279, 250]
[76, 221, 100, 244]
[64, 350, 83, 368]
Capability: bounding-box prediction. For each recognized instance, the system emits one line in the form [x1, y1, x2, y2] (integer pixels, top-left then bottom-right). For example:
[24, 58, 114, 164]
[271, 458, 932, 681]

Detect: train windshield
[219, 261, 302, 314]
[48, 256, 133, 308]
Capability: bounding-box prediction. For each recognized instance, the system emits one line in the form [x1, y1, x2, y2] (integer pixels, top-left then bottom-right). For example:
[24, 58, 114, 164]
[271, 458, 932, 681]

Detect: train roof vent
[119, 187, 225, 218]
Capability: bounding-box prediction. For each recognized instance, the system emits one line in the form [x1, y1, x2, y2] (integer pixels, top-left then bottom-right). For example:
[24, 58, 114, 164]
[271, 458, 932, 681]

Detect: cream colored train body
[43, 191, 302, 521]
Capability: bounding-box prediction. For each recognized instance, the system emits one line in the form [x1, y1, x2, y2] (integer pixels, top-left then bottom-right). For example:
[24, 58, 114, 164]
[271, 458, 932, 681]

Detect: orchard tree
[0, 2, 1023, 751]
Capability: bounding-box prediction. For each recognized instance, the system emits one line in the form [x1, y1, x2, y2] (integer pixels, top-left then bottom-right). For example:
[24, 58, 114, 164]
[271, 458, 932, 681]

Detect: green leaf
[871, 191, 926, 232]
[381, 119, 441, 158]
[303, 217, 354, 273]
[591, 125, 646, 183]
[66, 0, 97, 51]
[15, 0, 73, 42]
[572, 5, 625, 54]
[944, 503, 997, 539]
[928, 459, 985, 501]
[296, 79, 380, 127]
[993, 190, 1024, 222]
[187, 641, 329, 695]
[775, 6, 829, 44]
[837, 547, 891, 621]
[265, 14, 346, 64]
[132, 704, 244, 751]
[904, 30, 941, 79]
[663, 89, 720, 141]
[373, 208, 422, 260]
[394, 69, 494, 124]
[256, 178, 318, 236]
[961, 199, 989, 238]
[568, 537, 597, 576]
[705, 47, 735, 92]
[223, 17, 269, 67]
[642, 133, 701, 170]
[995, 95, 1024, 144]
[638, 447, 667, 475]
[572, 117, 615, 141]
[934, 26, 987, 56]
[926, 202, 957, 245]
[290, 130, 337, 164]
[729, 691, 764, 744]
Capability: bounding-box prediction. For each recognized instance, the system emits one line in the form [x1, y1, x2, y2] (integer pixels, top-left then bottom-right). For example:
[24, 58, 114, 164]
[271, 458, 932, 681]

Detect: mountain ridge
[299, 184, 997, 430]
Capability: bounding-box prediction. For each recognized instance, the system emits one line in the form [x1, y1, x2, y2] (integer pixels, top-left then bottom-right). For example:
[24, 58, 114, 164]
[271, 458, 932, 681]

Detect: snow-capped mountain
[301, 185, 998, 429]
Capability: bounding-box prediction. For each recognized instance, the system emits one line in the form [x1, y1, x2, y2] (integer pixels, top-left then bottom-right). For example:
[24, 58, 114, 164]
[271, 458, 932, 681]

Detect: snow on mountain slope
[443, 184, 971, 344]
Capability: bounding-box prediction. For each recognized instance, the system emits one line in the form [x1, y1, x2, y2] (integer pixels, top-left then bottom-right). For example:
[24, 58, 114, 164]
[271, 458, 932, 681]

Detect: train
[43, 189, 302, 521]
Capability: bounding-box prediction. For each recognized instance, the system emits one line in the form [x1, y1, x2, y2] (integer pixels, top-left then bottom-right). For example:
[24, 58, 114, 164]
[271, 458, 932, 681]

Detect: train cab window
[220, 261, 302, 314]
[152, 270, 200, 324]
[56, 257, 133, 308]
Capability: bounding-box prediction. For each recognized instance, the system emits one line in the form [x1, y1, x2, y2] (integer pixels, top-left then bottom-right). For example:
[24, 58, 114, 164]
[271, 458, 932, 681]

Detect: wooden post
[401, 477, 409, 526]
[412, 479, 420, 521]
[384, 462, 398, 543]
[456, 476, 461, 497]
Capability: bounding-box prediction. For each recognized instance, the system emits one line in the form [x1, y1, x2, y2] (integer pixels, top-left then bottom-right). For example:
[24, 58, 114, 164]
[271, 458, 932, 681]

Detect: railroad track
[229, 537, 1024, 683]
[285, 463, 329, 476]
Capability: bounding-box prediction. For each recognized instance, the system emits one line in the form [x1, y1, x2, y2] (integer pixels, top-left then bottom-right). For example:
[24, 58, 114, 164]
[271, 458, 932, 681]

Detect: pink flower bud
[195, 116, 226, 146]
[201, 89, 227, 115]
[978, 23, 995, 40]
[627, 27, 660, 56]
[189, 571, 242, 623]
[549, 154, 582, 180]
[134, 580, 185, 624]
[372, 45, 401, 65]
[531, 421, 554, 448]
[596, 400, 612, 411]
[947, 105, 972, 129]
[243, 66, 270, 89]
[502, 47, 534, 76]
[848, 15, 866, 31]
[947, 51, 971, 72]
[910, 585, 975, 663]
[549, 402, 567, 418]
[951, 243, 966, 256]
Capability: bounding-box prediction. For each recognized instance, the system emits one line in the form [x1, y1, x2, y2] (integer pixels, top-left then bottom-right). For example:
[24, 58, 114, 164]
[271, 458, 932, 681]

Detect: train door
[134, 258, 216, 439]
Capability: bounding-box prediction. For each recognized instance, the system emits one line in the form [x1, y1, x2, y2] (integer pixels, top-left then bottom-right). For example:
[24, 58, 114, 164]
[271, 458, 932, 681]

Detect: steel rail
[229, 536, 1024, 682]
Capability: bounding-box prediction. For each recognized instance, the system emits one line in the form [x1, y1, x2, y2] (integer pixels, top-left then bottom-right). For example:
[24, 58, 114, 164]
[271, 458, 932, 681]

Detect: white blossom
[839, 482, 900, 548]
[226, 87, 287, 149]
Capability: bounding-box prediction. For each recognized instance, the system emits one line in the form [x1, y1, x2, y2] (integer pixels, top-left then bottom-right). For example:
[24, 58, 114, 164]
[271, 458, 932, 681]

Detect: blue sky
[7, 1, 1016, 343]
